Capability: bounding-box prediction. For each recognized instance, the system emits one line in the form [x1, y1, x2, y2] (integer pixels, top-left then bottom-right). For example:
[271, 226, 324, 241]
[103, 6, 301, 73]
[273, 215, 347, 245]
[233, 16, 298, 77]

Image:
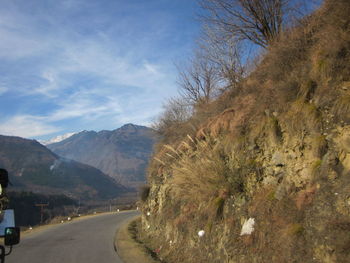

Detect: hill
[0, 135, 125, 200]
[47, 124, 159, 188]
[139, 1, 350, 263]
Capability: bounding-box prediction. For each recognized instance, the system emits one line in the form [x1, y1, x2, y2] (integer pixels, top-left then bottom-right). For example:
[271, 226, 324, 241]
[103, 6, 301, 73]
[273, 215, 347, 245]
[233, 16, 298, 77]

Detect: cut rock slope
[140, 1, 350, 262]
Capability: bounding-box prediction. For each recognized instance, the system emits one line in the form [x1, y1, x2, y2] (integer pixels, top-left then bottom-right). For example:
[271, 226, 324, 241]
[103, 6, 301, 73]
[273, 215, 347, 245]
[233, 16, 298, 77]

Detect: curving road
[6, 211, 139, 263]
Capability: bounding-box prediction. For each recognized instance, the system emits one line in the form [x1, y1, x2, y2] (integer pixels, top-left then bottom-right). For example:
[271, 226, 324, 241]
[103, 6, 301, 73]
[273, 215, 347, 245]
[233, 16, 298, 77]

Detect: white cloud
[0, 7, 51, 60]
[0, 115, 61, 138]
[143, 61, 161, 75]
[0, 28, 45, 59]
[58, 39, 171, 91]
[49, 92, 123, 122]
[33, 70, 62, 97]
[0, 0, 195, 140]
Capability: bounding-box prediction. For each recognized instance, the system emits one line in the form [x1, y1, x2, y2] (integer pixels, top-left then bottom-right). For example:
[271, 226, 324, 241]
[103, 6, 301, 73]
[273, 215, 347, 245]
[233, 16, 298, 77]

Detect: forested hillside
[0, 135, 125, 200]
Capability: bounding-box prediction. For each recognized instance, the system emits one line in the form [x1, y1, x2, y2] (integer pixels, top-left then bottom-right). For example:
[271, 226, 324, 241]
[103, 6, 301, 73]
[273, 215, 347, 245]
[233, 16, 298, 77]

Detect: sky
[0, 0, 201, 140]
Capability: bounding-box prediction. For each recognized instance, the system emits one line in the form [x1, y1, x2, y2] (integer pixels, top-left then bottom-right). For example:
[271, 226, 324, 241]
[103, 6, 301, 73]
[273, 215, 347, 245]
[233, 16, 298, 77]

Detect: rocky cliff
[140, 1, 350, 262]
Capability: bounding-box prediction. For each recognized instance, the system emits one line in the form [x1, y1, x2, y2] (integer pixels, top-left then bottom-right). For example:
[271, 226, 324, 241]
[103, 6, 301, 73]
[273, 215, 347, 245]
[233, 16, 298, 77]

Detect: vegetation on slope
[140, 0, 350, 262]
[0, 135, 126, 200]
[8, 191, 77, 226]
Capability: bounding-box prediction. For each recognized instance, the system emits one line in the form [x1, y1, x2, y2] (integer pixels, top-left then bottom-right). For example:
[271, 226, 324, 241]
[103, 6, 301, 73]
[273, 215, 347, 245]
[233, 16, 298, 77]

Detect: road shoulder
[115, 216, 158, 263]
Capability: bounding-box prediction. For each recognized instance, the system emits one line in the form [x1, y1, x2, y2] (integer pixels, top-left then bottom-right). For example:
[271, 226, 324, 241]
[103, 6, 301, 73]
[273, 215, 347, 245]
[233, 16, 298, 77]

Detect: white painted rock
[240, 218, 255, 236]
[198, 230, 205, 237]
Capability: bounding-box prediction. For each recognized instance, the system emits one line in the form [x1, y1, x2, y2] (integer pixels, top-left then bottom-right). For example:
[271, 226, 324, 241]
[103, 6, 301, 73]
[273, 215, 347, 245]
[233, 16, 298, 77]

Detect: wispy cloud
[0, 115, 60, 138]
[0, 0, 200, 140]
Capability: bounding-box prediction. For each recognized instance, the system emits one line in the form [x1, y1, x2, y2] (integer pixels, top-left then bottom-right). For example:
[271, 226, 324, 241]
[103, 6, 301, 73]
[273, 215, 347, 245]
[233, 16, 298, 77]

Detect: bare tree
[200, 0, 288, 48]
[153, 97, 192, 135]
[198, 24, 247, 90]
[177, 53, 221, 105]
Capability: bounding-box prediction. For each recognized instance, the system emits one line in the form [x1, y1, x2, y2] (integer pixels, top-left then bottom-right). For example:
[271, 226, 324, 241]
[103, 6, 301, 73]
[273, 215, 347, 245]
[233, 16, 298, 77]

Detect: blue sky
[0, 0, 200, 140]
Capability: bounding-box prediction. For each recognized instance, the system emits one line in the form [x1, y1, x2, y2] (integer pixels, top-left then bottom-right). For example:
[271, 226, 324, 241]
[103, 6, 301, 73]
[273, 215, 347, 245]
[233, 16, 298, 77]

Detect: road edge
[114, 215, 158, 263]
[22, 212, 119, 237]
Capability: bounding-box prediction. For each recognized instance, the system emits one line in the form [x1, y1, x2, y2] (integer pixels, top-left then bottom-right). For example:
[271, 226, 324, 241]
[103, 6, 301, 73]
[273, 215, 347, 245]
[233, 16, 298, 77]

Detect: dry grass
[142, 1, 350, 262]
[283, 98, 321, 135]
[169, 137, 232, 203]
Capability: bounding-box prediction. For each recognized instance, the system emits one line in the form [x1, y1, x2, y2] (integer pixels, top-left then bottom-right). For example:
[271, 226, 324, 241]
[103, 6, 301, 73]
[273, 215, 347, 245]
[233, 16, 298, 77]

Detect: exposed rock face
[47, 124, 159, 188]
[140, 2, 350, 263]
[141, 125, 350, 263]
[0, 135, 125, 200]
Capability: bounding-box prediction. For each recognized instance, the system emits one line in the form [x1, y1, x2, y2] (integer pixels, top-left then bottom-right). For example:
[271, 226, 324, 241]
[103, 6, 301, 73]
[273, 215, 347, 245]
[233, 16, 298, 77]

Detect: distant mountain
[0, 135, 125, 200]
[40, 132, 77, 145]
[47, 124, 159, 188]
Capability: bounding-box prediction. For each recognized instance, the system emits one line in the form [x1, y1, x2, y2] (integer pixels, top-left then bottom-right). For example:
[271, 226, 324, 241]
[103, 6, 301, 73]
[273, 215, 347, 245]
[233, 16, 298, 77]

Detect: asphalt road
[6, 211, 139, 263]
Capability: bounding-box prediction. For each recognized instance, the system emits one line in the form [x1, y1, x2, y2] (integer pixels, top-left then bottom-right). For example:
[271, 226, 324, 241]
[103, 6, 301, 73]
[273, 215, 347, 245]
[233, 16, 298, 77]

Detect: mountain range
[0, 135, 125, 200]
[47, 124, 159, 188]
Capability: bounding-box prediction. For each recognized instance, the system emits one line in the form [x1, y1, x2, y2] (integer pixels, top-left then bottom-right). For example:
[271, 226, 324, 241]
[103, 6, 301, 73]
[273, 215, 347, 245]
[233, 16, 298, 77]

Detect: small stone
[147, 211, 151, 216]
[335, 193, 339, 196]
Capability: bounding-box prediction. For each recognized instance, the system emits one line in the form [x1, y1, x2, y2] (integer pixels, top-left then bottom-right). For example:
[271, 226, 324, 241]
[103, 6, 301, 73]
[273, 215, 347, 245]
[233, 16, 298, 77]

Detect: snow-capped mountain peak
[40, 132, 77, 145]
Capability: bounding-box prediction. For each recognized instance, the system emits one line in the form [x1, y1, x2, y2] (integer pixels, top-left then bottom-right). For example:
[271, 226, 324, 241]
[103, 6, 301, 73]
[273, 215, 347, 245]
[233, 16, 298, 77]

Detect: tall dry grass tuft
[169, 137, 230, 203]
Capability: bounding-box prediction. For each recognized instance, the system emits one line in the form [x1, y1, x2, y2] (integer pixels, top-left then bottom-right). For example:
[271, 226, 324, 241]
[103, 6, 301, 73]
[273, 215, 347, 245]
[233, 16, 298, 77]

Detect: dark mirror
[4, 227, 20, 246]
[0, 169, 9, 189]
